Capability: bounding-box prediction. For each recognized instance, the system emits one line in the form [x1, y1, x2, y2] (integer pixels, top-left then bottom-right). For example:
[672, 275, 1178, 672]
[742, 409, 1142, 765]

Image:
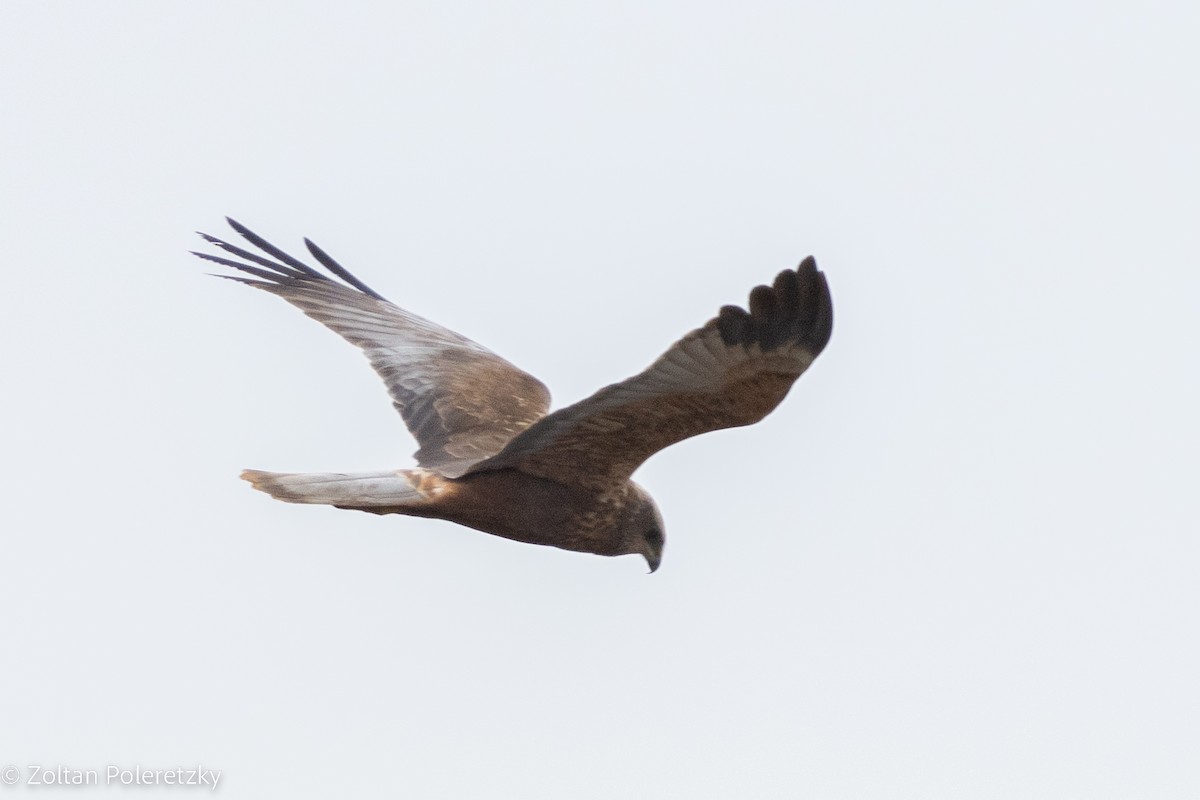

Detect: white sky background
[1, 1, 1197, 797]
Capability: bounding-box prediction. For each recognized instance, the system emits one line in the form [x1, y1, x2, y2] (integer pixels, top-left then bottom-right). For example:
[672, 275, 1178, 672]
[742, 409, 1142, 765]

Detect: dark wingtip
[303, 237, 386, 301]
[191, 218, 388, 303]
[809, 270, 833, 355]
[717, 304, 752, 346]
[719, 257, 832, 356]
[224, 217, 253, 243]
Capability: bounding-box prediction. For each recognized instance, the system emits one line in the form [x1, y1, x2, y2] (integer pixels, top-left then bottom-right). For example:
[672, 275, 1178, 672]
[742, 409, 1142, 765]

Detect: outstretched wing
[194, 218, 551, 477]
[467, 258, 832, 488]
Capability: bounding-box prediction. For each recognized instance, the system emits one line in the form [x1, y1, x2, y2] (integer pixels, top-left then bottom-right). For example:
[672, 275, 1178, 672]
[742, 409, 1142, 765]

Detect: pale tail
[240, 469, 423, 508]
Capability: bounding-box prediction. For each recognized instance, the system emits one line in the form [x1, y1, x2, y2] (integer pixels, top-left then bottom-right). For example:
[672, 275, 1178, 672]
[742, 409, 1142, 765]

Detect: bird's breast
[433, 469, 627, 555]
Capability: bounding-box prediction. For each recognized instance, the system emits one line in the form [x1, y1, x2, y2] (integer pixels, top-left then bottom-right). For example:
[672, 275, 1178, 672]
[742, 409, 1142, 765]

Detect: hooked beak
[645, 553, 661, 574]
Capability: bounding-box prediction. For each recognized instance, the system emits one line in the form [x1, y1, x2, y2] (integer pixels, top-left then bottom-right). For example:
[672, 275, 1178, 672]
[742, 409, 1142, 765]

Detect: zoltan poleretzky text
[3, 763, 221, 790]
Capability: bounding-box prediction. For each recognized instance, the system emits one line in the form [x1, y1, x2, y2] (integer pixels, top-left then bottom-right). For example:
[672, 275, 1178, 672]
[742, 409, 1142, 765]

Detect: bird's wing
[467, 258, 832, 488]
[194, 218, 551, 477]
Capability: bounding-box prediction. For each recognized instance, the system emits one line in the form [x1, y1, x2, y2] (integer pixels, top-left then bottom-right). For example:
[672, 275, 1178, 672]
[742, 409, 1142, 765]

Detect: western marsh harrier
[195, 219, 832, 572]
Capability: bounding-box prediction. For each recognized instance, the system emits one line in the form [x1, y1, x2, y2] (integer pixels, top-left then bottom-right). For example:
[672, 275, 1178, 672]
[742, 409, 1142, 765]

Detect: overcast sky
[2, 2, 1197, 798]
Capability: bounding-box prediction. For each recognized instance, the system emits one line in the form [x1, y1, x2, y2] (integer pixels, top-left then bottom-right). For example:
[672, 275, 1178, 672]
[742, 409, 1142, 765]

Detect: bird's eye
[645, 527, 663, 544]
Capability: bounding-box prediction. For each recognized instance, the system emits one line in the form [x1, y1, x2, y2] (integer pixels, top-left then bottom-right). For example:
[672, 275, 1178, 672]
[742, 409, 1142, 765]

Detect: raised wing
[467, 258, 832, 488]
[194, 218, 551, 477]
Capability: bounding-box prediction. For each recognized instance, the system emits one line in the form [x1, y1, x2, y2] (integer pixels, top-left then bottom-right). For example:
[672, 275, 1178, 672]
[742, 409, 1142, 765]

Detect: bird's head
[622, 482, 665, 574]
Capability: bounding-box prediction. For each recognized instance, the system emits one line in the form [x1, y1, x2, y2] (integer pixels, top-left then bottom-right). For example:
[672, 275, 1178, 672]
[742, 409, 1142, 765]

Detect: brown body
[368, 469, 638, 557]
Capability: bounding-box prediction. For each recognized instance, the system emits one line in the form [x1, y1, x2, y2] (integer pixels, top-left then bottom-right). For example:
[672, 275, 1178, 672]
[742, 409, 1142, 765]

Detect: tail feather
[240, 469, 422, 507]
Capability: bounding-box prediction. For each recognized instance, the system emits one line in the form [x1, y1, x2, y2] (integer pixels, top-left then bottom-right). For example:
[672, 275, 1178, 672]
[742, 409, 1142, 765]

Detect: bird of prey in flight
[194, 219, 832, 572]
